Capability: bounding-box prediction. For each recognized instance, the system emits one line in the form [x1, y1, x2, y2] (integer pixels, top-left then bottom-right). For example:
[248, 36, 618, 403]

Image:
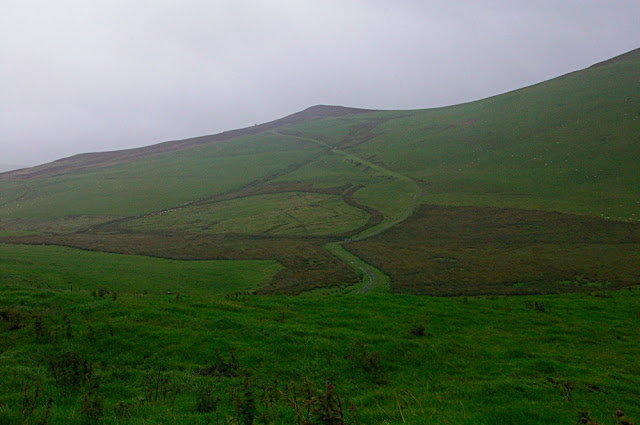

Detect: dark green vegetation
[347, 205, 640, 296]
[1, 50, 640, 423]
[1, 245, 639, 424]
[4, 234, 359, 295]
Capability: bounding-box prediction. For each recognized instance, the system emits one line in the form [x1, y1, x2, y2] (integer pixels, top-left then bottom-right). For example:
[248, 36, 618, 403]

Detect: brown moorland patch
[345, 205, 640, 296]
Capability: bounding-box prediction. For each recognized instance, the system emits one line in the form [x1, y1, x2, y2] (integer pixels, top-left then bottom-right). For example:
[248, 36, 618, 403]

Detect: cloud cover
[1, 0, 639, 166]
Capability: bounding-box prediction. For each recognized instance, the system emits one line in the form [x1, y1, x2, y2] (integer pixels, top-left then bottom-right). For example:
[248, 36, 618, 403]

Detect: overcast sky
[1, 1, 639, 167]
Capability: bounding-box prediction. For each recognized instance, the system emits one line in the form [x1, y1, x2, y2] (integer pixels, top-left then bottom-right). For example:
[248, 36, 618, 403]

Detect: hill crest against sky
[2, 46, 639, 180]
[0, 105, 373, 180]
[0, 48, 640, 179]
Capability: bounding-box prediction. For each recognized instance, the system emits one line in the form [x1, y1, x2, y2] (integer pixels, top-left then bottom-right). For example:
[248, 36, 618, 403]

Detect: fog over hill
[2, 1, 640, 166]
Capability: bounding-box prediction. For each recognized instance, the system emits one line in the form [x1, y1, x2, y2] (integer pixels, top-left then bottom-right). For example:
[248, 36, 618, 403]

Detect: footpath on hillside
[277, 131, 422, 293]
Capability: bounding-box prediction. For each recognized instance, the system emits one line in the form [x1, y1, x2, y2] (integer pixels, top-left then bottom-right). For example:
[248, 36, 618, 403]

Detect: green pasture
[1, 49, 639, 425]
[0, 243, 638, 424]
[0, 133, 325, 220]
[348, 58, 640, 220]
[123, 192, 369, 236]
[0, 244, 281, 295]
[274, 150, 417, 231]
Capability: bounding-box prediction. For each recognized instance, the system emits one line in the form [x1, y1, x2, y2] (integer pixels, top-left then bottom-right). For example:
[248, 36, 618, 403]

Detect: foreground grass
[0, 244, 281, 296]
[1, 246, 638, 424]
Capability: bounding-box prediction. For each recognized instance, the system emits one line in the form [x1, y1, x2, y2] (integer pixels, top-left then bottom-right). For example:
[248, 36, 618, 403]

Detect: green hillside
[2, 51, 640, 223]
[1, 49, 639, 424]
[1, 49, 638, 295]
[349, 58, 640, 220]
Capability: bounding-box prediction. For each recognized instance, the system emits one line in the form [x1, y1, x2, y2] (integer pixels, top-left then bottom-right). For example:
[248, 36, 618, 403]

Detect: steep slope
[340, 50, 640, 220]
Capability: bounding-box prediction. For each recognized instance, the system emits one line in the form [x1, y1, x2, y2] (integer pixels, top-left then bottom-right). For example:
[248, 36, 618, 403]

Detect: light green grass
[123, 192, 369, 236]
[0, 244, 281, 295]
[274, 151, 382, 188]
[275, 147, 417, 230]
[0, 133, 325, 219]
[349, 59, 640, 220]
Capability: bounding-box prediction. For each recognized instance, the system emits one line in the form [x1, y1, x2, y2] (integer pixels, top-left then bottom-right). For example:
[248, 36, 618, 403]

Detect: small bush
[346, 342, 386, 385]
[63, 315, 73, 340]
[81, 391, 103, 425]
[196, 350, 239, 378]
[34, 315, 48, 342]
[311, 382, 345, 425]
[0, 308, 26, 332]
[232, 377, 256, 425]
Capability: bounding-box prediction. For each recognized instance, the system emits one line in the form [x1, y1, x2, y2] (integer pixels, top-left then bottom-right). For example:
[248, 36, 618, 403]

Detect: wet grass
[0, 133, 326, 220]
[349, 57, 640, 221]
[0, 51, 639, 424]
[1, 252, 638, 424]
[3, 234, 361, 295]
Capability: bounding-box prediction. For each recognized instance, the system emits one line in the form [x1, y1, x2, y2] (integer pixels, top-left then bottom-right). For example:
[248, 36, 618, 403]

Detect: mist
[2, 0, 639, 166]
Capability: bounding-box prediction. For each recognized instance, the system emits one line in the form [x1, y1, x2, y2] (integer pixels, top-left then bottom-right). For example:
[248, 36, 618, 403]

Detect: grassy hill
[0, 49, 639, 424]
[1, 48, 638, 294]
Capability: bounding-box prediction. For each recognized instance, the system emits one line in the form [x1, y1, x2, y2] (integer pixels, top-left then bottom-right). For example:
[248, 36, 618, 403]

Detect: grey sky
[1, 1, 639, 167]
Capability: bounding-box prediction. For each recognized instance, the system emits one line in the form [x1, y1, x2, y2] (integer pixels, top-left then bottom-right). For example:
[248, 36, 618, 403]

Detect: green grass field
[0, 243, 638, 424]
[1, 50, 638, 294]
[347, 59, 640, 220]
[0, 132, 326, 220]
